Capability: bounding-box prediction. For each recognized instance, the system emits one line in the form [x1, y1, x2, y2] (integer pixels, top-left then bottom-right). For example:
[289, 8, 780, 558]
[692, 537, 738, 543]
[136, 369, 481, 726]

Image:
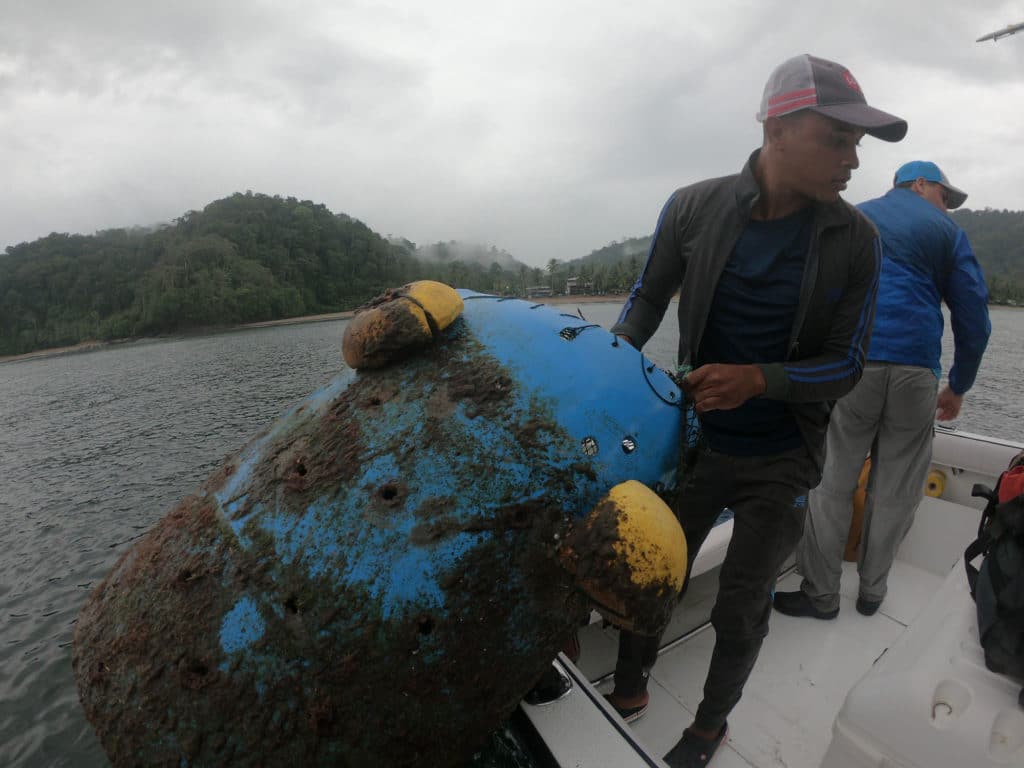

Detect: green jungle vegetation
[949, 209, 1024, 304]
[1, 192, 1022, 357]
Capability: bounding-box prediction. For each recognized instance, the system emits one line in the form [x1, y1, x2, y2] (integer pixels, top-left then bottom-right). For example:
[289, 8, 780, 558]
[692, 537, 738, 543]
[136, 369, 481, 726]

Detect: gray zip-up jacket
[611, 149, 881, 470]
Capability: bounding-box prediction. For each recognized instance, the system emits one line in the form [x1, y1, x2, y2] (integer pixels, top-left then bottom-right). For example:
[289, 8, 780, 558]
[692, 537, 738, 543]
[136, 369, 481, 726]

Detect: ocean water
[1, 302, 1021, 767]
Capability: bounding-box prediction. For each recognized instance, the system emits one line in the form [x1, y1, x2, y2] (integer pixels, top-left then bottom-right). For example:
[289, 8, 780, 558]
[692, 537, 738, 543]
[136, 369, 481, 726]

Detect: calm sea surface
[1, 302, 1022, 767]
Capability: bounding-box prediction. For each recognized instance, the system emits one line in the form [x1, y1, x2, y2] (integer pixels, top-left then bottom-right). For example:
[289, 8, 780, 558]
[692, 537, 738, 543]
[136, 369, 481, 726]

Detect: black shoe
[603, 694, 648, 723]
[523, 662, 572, 705]
[856, 596, 881, 616]
[772, 590, 839, 620]
[663, 723, 728, 767]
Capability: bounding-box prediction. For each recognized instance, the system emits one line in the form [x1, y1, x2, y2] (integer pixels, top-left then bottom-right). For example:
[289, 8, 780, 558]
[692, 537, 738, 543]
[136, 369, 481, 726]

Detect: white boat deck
[578, 558, 943, 768]
[521, 431, 1024, 768]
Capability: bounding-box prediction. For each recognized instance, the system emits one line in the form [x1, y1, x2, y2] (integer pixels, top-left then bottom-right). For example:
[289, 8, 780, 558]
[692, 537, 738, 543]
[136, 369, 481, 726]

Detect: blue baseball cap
[893, 161, 967, 209]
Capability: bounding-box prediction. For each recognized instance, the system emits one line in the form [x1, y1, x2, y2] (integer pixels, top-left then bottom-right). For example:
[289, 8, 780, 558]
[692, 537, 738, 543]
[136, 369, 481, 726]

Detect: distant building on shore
[565, 276, 592, 296]
[526, 285, 553, 298]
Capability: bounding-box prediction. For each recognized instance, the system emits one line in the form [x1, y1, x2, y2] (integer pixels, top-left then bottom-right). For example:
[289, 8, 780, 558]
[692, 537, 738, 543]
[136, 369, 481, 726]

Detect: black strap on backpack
[965, 483, 999, 599]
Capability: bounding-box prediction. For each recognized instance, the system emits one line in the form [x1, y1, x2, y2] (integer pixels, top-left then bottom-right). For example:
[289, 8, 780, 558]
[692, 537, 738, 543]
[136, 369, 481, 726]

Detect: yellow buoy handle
[565, 480, 687, 635]
[342, 281, 463, 369]
[401, 281, 464, 333]
[607, 481, 686, 590]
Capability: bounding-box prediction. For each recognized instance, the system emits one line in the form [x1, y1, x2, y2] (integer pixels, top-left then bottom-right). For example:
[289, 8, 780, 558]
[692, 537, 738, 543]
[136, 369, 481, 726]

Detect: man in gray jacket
[605, 54, 906, 767]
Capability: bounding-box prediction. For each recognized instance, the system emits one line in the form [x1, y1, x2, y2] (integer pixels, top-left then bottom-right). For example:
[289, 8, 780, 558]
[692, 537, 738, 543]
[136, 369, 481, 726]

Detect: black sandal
[663, 722, 728, 767]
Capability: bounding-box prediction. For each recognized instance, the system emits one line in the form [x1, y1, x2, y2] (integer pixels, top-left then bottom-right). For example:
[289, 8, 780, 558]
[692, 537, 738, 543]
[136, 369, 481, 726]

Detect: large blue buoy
[73, 283, 686, 767]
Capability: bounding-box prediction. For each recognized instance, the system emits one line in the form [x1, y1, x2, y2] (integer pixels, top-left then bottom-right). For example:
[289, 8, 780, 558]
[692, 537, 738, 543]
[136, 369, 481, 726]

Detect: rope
[639, 353, 684, 408]
[558, 324, 600, 341]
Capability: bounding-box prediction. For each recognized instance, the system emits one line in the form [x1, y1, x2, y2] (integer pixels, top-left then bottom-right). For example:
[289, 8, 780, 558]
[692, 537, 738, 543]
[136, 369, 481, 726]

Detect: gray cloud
[1, 0, 1023, 266]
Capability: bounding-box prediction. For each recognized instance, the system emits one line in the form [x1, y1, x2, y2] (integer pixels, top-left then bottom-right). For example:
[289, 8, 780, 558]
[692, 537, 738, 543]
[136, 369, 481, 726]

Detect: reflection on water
[0, 303, 1020, 767]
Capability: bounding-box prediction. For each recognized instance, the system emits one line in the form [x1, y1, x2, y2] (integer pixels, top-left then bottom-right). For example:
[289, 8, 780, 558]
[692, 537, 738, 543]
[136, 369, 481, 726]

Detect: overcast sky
[2, 1, 1023, 268]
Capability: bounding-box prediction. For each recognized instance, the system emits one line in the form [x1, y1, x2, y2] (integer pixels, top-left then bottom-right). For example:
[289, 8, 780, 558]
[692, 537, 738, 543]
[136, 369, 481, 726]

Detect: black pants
[613, 447, 819, 732]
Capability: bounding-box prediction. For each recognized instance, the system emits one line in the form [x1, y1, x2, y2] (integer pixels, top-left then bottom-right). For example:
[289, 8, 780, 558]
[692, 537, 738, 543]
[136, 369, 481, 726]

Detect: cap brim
[809, 103, 908, 142]
[942, 185, 968, 210]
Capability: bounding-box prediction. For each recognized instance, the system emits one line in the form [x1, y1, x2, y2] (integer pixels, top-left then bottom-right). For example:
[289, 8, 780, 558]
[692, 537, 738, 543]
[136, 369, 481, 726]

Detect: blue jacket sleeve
[944, 230, 990, 394]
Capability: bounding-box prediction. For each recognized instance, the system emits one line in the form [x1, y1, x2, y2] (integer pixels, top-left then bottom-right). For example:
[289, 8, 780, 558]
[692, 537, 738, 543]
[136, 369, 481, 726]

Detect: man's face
[773, 111, 866, 203]
[916, 179, 949, 211]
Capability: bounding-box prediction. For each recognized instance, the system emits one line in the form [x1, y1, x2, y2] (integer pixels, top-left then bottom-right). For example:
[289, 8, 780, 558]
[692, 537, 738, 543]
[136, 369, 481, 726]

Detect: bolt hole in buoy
[417, 615, 434, 635]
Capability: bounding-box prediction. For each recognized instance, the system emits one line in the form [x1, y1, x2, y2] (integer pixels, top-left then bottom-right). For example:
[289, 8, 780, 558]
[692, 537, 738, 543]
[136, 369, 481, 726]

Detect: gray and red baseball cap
[756, 54, 907, 142]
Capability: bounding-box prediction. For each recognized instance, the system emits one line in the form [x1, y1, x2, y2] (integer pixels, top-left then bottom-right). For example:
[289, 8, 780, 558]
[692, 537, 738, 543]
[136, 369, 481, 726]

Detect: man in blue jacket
[774, 161, 991, 621]
[605, 54, 906, 767]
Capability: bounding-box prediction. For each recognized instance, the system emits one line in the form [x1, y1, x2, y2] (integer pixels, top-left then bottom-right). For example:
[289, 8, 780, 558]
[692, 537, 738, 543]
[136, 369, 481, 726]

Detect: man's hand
[682, 364, 767, 412]
[935, 386, 963, 421]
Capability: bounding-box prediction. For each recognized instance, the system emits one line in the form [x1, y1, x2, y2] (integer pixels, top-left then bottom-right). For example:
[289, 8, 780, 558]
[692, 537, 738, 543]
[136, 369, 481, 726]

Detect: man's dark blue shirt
[697, 209, 811, 455]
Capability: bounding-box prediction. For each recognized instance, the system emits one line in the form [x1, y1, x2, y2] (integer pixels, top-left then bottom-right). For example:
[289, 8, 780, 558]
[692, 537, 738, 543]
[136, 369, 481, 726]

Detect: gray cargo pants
[797, 363, 938, 612]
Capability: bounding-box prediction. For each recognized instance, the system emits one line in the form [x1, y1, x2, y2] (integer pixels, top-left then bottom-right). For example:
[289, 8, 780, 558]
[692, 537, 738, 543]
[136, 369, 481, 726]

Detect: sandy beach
[0, 293, 630, 364]
[0, 340, 112, 364]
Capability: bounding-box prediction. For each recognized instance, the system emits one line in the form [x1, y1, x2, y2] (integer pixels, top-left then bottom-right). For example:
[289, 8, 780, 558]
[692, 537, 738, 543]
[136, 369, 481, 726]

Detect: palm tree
[546, 259, 560, 292]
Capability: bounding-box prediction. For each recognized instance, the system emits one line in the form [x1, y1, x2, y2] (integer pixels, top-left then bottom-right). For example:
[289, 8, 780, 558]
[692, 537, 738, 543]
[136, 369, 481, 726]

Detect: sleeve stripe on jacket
[616, 191, 677, 325]
[784, 237, 880, 383]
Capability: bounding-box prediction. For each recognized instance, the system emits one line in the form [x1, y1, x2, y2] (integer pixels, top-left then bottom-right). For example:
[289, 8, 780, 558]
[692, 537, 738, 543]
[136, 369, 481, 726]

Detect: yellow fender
[844, 457, 872, 562]
[342, 281, 464, 370]
[846, 461, 945, 562]
[925, 469, 945, 498]
[563, 480, 686, 635]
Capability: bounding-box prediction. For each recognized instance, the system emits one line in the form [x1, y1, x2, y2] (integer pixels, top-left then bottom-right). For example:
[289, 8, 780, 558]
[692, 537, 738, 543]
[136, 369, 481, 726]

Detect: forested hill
[2, 194, 1023, 357]
[951, 208, 1024, 301]
[568, 210, 1024, 305]
[0, 193, 548, 356]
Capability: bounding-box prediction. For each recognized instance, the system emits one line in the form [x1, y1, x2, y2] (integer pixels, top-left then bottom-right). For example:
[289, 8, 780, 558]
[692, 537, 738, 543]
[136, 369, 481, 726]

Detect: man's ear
[764, 116, 786, 145]
[764, 113, 799, 149]
[765, 115, 786, 151]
